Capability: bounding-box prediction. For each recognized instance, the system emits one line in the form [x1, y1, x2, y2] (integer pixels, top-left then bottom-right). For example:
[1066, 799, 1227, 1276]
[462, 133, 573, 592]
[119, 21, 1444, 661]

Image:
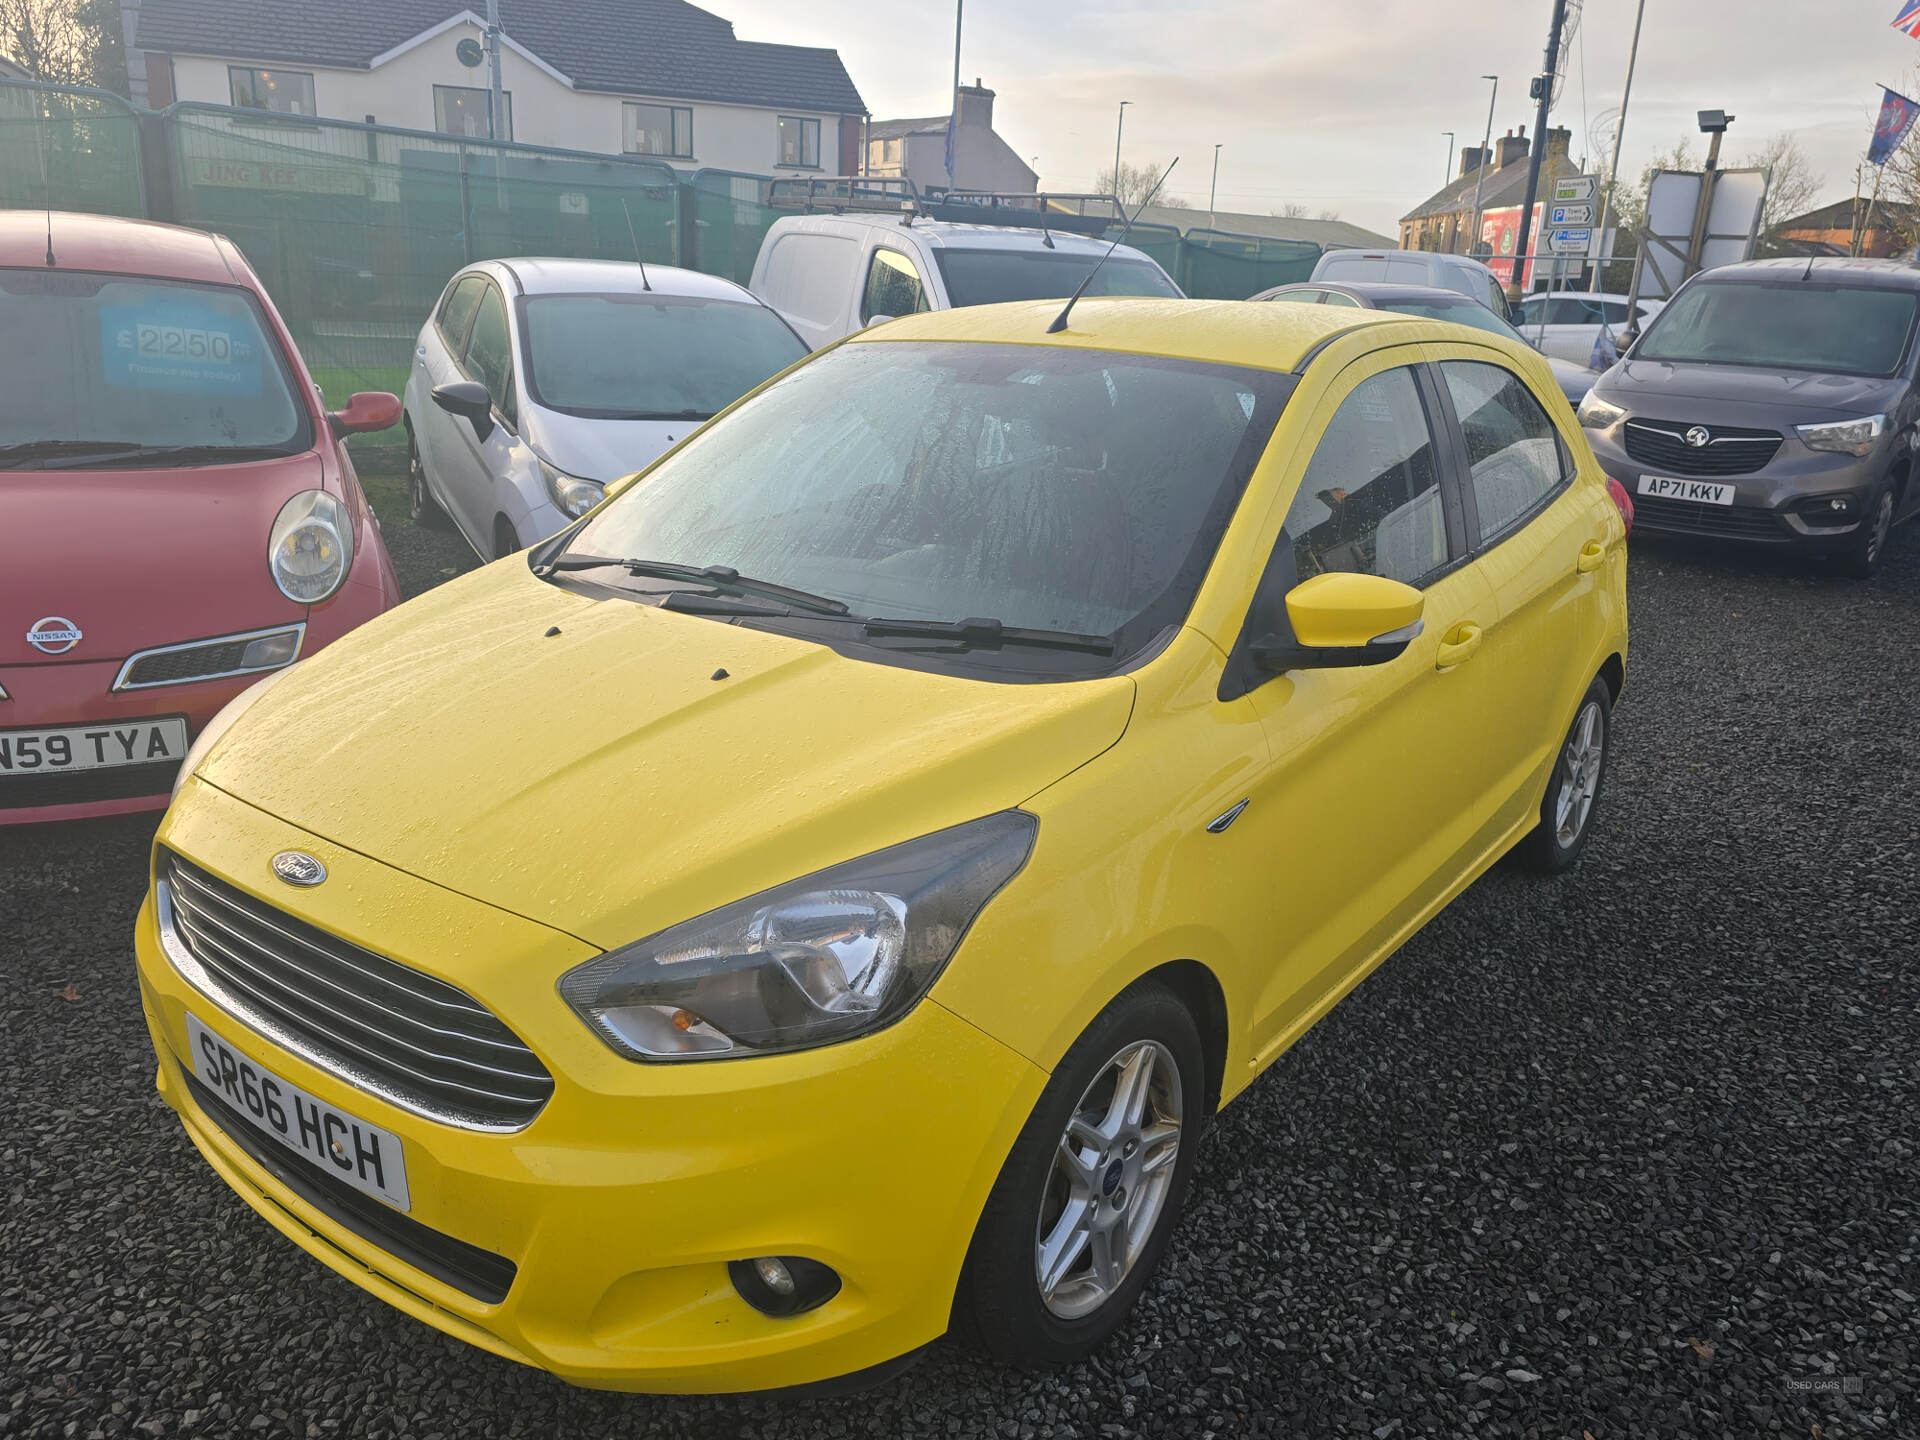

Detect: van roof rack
[765, 177, 1122, 236]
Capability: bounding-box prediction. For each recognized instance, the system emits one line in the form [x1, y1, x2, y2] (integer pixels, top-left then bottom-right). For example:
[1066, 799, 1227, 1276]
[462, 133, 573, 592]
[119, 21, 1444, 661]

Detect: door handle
[1577, 539, 1607, 573]
[1436, 622, 1483, 669]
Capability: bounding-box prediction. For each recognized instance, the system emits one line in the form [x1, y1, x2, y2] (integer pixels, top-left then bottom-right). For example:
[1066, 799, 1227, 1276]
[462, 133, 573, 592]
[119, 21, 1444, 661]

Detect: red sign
[1479, 203, 1545, 290]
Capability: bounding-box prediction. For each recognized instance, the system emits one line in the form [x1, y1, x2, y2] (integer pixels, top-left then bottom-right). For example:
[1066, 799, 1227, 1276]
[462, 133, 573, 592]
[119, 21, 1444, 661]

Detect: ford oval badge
[271, 851, 327, 887]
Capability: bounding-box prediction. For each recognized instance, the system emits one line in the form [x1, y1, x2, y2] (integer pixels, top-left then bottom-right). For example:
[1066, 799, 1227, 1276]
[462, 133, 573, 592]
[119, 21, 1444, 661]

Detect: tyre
[1513, 675, 1612, 875]
[406, 430, 451, 530]
[1839, 484, 1895, 580]
[493, 516, 522, 559]
[953, 980, 1206, 1370]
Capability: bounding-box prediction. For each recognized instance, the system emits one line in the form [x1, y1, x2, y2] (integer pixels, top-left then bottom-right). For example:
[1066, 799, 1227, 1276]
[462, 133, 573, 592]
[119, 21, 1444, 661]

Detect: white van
[1310, 249, 1512, 320]
[750, 207, 1182, 351]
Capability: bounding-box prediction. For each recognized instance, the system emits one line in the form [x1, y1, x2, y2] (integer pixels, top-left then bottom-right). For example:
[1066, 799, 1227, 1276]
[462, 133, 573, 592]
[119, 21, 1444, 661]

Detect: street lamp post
[1210, 143, 1222, 225]
[1467, 75, 1498, 256]
[1113, 100, 1131, 212]
[1442, 131, 1456, 186]
[1593, 0, 1646, 290]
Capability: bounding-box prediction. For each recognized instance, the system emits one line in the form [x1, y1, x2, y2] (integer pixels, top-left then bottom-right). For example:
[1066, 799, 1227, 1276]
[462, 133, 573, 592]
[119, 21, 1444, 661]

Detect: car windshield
[1373, 297, 1520, 341]
[932, 249, 1182, 308]
[521, 293, 809, 420]
[564, 340, 1290, 664]
[1637, 281, 1918, 377]
[0, 268, 308, 465]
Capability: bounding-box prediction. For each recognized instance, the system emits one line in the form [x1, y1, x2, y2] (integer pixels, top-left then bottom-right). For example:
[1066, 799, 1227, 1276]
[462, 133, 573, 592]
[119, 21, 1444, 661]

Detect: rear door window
[1439, 361, 1569, 542]
[437, 275, 485, 348]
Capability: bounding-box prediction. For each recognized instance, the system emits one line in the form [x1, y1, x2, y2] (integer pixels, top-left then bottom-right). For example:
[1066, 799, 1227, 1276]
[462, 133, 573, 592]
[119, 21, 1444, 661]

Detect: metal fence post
[458, 145, 474, 264]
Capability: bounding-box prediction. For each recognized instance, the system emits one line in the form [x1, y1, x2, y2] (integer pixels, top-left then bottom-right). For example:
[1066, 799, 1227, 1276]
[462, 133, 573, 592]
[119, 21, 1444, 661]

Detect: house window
[778, 115, 821, 168]
[624, 103, 692, 158]
[229, 67, 315, 116]
[434, 84, 512, 140]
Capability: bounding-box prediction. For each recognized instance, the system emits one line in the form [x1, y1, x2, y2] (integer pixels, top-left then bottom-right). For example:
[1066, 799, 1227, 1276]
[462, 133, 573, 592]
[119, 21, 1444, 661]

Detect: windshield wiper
[12, 443, 295, 470]
[862, 616, 1116, 656]
[536, 553, 851, 616]
[0, 440, 145, 468]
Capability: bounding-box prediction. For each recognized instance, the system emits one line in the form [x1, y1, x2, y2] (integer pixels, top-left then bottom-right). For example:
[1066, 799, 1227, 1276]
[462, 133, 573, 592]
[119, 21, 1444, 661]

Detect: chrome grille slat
[169, 904, 551, 1098]
[158, 852, 554, 1130]
[169, 881, 540, 1068]
[168, 863, 493, 1023]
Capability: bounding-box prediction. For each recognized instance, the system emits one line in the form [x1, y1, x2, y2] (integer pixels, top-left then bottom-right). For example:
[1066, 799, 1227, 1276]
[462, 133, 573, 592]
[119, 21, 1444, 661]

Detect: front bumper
[1585, 421, 1886, 549]
[136, 780, 1045, 1393]
[1, 580, 391, 826]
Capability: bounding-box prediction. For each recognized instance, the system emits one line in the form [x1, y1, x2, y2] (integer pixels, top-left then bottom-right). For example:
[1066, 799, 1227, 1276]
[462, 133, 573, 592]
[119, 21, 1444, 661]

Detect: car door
[415, 274, 484, 490]
[1228, 350, 1506, 1064]
[439, 279, 522, 555]
[1429, 349, 1623, 840]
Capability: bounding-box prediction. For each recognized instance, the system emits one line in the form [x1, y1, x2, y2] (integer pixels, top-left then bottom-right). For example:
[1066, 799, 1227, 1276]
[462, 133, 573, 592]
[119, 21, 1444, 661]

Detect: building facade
[1400, 126, 1573, 256]
[130, 0, 867, 177]
[865, 83, 1035, 195]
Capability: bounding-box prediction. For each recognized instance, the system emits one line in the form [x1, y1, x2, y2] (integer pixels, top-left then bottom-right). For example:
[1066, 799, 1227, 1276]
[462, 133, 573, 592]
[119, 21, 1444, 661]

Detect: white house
[866, 82, 1036, 196]
[129, 0, 867, 177]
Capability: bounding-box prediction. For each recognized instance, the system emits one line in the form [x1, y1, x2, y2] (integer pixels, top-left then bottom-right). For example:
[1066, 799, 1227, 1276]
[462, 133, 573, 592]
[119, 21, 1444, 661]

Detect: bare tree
[1095, 160, 1188, 211]
[1317, 207, 1343, 222]
[0, 0, 123, 90]
[1273, 201, 1310, 218]
[1741, 132, 1823, 245]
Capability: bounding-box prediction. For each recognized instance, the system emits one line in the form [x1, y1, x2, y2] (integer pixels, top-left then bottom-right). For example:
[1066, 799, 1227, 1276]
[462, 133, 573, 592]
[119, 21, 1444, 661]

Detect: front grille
[1625, 420, 1781, 476]
[0, 760, 176, 810]
[123, 640, 253, 687]
[159, 852, 554, 1130]
[183, 1071, 517, 1304]
[1632, 494, 1786, 540]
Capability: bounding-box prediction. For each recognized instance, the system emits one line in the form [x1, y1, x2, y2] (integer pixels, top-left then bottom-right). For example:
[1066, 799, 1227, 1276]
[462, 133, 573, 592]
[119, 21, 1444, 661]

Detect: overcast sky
[718, 0, 1914, 238]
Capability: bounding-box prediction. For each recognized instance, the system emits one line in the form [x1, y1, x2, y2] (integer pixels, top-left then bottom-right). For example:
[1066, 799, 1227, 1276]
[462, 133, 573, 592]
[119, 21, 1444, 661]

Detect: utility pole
[484, 0, 505, 141]
[1113, 100, 1132, 211]
[1593, 0, 1646, 290]
[1509, 0, 1571, 304]
[1442, 131, 1456, 185]
[949, 0, 963, 185]
[1468, 75, 1498, 256]
[1210, 143, 1222, 225]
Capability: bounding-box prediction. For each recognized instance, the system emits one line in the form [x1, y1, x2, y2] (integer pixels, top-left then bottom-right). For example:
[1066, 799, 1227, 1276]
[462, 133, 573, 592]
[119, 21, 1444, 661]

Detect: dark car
[1577, 258, 1920, 577]
[1251, 281, 1600, 406]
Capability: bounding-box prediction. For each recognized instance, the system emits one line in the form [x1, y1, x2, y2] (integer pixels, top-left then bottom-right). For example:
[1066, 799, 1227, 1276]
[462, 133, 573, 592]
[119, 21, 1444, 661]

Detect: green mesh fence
[164, 104, 682, 423]
[1105, 220, 1186, 283]
[691, 169, 780, 286]
[1180, 229, 1321, 299]
[0, 80, 144, 216]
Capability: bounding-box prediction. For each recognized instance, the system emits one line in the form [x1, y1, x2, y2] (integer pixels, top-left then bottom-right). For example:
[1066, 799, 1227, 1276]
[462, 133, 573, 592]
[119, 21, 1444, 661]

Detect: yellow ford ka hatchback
[136, 297, 1628, 1393]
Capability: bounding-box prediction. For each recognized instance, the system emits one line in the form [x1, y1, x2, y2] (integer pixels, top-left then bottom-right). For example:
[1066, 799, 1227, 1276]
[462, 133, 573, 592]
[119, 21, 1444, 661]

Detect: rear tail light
[1605, 477, 1634, 535]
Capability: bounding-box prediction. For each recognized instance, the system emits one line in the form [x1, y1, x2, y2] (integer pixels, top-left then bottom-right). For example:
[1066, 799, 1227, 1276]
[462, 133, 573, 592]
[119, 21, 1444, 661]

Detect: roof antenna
[1801, 247, 1816, 282]
[620, 198, 652, 291]
[1047, 157, 1177, 334]
[35, 103, 54, 266]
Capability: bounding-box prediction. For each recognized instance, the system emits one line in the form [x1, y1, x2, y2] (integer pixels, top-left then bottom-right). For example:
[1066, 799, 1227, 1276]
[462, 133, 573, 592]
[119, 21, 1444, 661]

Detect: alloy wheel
[1554, 699, 1606, 847]
[1034, 1039, 1183, 1320]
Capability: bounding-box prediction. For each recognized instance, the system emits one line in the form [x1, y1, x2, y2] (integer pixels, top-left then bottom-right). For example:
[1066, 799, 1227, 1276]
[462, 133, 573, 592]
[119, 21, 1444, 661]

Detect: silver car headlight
[539, 458, 606, 519]
[1796, 414, 1885, 457]
[558, 811, 1037, 1062]
[268, 490, 353, 602]
[1577, 392, 1627, 429]
[171, 666, 295, 799]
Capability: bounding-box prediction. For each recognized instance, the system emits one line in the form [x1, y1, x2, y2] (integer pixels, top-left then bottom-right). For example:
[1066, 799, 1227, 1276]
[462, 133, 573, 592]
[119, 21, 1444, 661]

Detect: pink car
[1, 212, 402, 825]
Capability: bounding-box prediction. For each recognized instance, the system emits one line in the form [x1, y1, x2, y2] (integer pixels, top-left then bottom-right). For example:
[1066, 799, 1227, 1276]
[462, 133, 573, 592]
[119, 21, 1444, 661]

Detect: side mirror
[602, 469, 646, 501]
[864, 313, 896, 328]
[327, 391, 402, 438]
[432, 380, 494, 441]
[1251, 572, 1425, 673]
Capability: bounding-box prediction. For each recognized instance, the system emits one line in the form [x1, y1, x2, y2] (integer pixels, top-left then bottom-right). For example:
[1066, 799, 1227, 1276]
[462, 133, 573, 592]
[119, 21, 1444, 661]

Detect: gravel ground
[3, 497, 1916, 1439]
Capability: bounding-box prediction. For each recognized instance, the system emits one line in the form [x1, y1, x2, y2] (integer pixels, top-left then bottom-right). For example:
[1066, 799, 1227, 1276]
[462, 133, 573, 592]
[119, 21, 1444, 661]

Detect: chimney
[1497, 126, 1530, 170]
[1459, 145, 1490, 179]
[957, 81, 994, 130]
[1545, 126, 1572, 159]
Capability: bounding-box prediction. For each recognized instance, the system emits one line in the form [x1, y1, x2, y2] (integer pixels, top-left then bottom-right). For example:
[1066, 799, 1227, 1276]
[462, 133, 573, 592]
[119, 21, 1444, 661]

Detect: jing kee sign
[185, 156, 366, 196]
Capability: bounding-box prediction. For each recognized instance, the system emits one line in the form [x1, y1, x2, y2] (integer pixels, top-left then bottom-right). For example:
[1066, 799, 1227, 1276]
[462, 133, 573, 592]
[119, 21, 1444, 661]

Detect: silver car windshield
[567, 340, 1290, 649]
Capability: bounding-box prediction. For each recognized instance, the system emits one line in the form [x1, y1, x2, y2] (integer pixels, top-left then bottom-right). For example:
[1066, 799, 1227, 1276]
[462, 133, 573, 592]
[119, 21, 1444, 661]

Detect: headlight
[1577, 392, 1627, 429]
[1796, 414, 1885, 457]
[171, 666, 295, 799]
[539, 458, 605, 519]
[559, 811, 1037, 1061]
[268, 490, 353, 603]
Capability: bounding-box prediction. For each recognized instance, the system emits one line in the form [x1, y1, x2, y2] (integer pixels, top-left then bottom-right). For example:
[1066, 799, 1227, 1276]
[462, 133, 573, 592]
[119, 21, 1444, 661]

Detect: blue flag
[945, 113, 957, 185]
[1870, 87, 1920, 165]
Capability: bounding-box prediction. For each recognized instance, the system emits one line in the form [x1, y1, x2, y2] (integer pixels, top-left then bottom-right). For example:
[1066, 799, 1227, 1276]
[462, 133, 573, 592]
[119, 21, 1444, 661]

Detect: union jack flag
[1894, 1, 1920, 39]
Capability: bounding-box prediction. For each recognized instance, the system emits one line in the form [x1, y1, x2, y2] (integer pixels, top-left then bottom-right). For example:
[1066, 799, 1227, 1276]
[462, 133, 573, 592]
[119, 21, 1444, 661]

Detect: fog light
[1795, 493, 1858, 525]
[239, 630, 301, 670]
[728, 1255, 842, 1317]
